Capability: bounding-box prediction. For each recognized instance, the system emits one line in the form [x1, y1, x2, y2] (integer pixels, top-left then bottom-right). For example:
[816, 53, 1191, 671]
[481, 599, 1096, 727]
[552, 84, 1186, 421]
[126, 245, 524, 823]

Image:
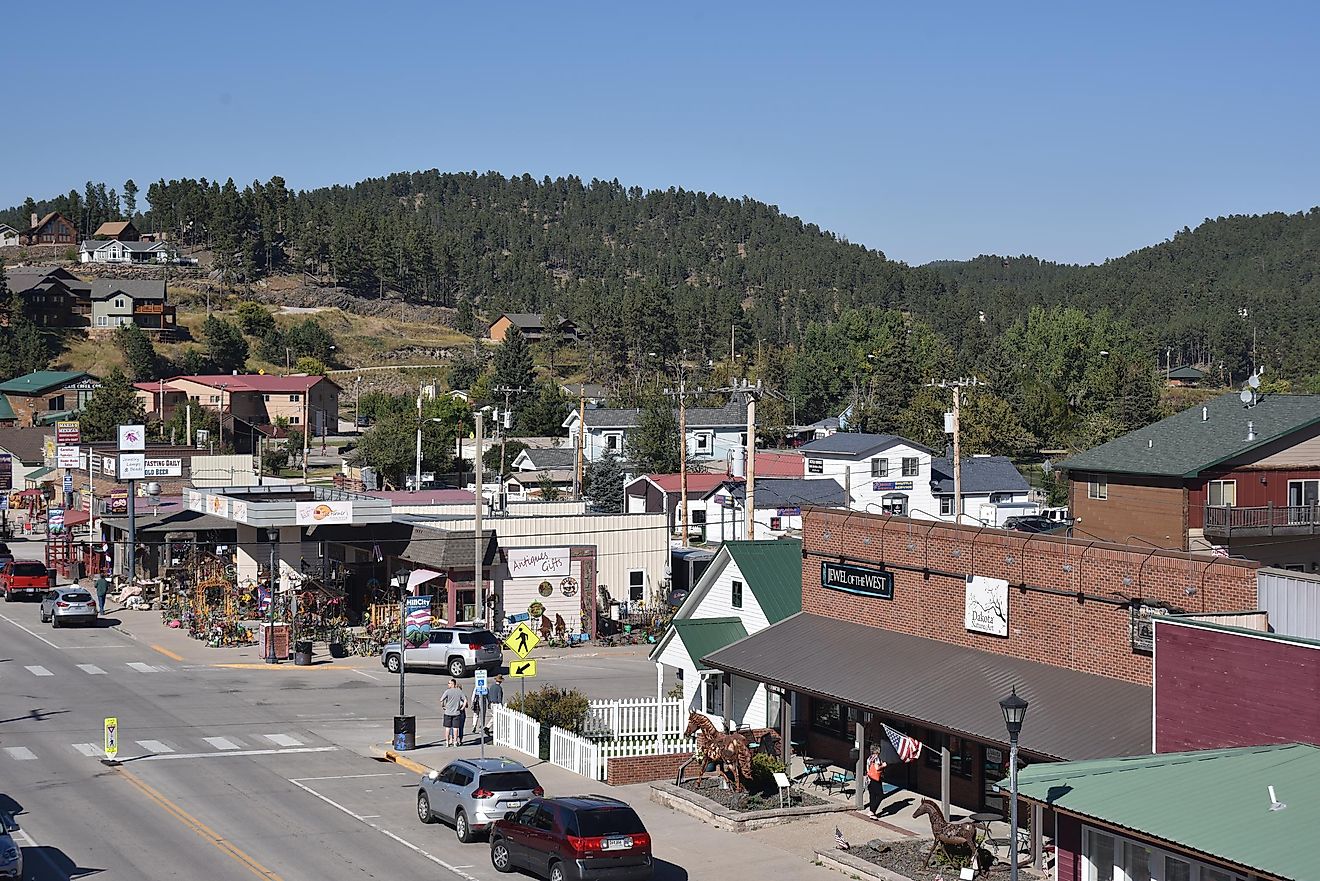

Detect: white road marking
[4, 746, 37, 760]
[264, 733, 303, 747]
[0, 613, 61, 648]
[72, 743, 102, 757]
[127, 661, 161, 673]
[136, 740, 175, 753]
[290, 772, 406, 782]
[139, 746, 337, 762]
[25, 665, 53, 676]
[77, 663, 107, 675]
[287, 778, 480, 881]
[63, 644, 130, 649]
[202, 736, 242, 751]
[354, 669, 381, 680]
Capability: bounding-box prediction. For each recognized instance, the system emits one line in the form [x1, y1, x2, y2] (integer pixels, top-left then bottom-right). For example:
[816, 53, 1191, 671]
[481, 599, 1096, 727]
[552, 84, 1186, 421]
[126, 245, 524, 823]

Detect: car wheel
[448, 657, 466, 678]
[491, 840, 513, 873]
[385, 654, 401, 674]
[2, 591, 10, 602]
[417, 791, 434, 824]
[51, 615, 60, 628]
[454, 808, 472, 843]
[549, 860, 566, 881]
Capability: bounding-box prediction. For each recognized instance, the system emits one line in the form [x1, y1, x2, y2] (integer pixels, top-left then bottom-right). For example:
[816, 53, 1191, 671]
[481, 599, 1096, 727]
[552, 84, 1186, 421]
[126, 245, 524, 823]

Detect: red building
[1064, 392, 1320, 571]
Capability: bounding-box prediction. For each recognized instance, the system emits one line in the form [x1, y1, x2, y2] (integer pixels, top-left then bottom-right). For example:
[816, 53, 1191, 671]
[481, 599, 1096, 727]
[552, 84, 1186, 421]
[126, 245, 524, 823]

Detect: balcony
[1203, 504, 1320, 539]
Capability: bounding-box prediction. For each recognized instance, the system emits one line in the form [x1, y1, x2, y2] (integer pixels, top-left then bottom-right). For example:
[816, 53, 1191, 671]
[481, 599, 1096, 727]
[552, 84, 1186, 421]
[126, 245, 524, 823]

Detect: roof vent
[1202, 407, 1208, 422]
[1148, 439, 1153, 449]
[1246, 420, 1256, 442]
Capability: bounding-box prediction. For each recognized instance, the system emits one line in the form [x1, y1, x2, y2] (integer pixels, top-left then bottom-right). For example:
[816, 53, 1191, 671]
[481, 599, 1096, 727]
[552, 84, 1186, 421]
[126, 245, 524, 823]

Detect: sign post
[503, 622, 541, 699]
[104, 716, 118, 762]
[475, 668, 489, 758]
[118, 425, 145, 586]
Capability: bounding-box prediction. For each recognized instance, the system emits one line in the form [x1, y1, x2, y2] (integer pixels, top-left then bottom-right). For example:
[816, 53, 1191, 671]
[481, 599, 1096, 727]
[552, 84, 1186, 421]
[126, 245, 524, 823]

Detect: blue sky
[8, 1, 1319, 264]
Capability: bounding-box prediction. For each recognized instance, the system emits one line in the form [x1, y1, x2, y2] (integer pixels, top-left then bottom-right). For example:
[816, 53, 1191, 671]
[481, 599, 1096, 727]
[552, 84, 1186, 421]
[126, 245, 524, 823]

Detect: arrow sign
[509, 660, 537, 678]
[104, 716, 118, 760]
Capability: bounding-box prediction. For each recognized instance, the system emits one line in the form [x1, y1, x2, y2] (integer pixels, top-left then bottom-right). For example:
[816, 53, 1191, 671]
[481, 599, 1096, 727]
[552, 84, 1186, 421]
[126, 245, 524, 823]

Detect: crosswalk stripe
[203, 737, 242, 751]
[77, 664, 107, 675]
[136, 740, 174, 754]
[4, 747, 37, 761]
[127, 662, 160, 673]
[263, 733, 302, 747]
[25, 665, 53, 676]
[72, 743, 101, 757]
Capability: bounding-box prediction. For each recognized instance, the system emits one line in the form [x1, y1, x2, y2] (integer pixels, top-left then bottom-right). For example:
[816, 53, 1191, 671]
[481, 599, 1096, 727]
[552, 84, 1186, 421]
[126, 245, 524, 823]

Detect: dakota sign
[506, 547, 570, 578]
[820, 560, 894, 600]
[964, 575, 1009, 637]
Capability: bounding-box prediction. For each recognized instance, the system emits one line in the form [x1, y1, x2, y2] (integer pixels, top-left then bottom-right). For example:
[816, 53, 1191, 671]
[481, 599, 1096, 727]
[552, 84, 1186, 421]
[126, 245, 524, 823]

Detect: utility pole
[927, 377, 984, 523]
[744, 386, 758, 539]
[414, 380, 424, 493]
[493, 385, 525, 511]
[473, 410, 486, 627]
[678, 371, 690, 549]
[573, 388, 585, 498]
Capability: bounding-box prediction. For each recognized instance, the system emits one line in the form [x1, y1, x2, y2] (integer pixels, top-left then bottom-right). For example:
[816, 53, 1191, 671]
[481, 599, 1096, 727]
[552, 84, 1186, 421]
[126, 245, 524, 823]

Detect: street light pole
[999, 687, 1029, 881]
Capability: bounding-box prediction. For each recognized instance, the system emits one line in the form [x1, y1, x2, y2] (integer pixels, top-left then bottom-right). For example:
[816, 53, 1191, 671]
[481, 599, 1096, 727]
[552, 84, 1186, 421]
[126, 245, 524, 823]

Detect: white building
[0, 224, 19, 247]
[651, 540, 802, 730]
[564, 398, 747, 465]
[929, 454, 1037, 524]
[79, 239, 180, 265]
[694, 477, 848, 542]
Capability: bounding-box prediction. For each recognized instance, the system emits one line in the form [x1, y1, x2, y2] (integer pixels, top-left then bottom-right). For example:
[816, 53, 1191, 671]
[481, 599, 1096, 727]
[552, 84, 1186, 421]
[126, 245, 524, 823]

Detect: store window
[881, 493, 908, 516]
[924, 733, 974, 777]
[1083, 829, 1117, 881]
[810, 698, 849, 737]
[1083, 826, 1244, 881]
[731, 579, 743, 609]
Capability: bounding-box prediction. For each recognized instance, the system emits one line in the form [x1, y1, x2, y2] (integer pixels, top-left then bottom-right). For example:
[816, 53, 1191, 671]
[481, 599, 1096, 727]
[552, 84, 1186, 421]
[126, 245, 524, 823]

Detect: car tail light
[472, 788, 495, 799]
[56, 601, 69, 607]
[468, 642, 483, 650]
[532, 786, 544, 796]
[632, 832, 651, 849]
[567, 835, 603, 855]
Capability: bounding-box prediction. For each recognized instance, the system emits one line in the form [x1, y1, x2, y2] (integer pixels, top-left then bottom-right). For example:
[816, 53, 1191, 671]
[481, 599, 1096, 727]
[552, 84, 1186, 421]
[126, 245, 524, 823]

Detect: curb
[377, 745, 433, 776]
[813, 850, 918, 881]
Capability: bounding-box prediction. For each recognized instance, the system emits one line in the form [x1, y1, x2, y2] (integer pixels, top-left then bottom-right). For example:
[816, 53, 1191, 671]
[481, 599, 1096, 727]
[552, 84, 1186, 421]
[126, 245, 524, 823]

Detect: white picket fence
[549, 728, 696, 781]
[492, 705, 539, 758]
[585, 698, 685, 738]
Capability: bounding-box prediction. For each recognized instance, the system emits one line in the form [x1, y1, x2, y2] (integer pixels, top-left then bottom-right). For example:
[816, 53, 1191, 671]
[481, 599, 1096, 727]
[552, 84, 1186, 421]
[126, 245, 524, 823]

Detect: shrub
[506, 684, 590, 734]
[749, 752, 786, 794]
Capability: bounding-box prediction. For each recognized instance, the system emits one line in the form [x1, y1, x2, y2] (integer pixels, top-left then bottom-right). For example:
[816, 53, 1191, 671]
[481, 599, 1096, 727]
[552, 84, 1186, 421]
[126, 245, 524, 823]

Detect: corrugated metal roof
[0, 371, 93, 395]
[1257, 567, 1320, 641]
[703, 612, 1151, 760]
[1014, 743, 1320, 881]
[799, 432, 935, 457]
[671, 617, 748, 671]
[723, 540, 803, 623]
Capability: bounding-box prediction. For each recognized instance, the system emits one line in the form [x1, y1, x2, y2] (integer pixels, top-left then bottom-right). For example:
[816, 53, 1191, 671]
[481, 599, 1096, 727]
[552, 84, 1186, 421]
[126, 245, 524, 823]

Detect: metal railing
[1204, 504, 1320, 534]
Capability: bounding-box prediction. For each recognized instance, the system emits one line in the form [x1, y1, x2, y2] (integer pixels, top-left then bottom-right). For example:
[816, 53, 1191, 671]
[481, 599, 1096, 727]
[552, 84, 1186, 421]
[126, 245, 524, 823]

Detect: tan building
[487, 313, 578, 343]
[135, 374, 341, 433]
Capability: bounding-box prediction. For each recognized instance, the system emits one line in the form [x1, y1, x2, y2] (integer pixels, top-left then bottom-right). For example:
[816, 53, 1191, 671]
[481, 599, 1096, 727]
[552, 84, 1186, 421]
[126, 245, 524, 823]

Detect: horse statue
[683, 711, 754, 792]
[913, 798, 980, 869]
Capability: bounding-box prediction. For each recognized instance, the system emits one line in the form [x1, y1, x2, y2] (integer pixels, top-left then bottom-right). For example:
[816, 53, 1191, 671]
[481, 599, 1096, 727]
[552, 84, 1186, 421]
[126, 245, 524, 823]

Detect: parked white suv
[381, 627, 502, 677]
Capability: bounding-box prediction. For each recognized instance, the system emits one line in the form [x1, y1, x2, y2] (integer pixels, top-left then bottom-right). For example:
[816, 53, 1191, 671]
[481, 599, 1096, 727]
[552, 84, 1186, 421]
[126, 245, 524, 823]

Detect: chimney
[30, 212, 38, 229]
[1247, 420, 1256, 442]
[1202, 406, 1208, 422]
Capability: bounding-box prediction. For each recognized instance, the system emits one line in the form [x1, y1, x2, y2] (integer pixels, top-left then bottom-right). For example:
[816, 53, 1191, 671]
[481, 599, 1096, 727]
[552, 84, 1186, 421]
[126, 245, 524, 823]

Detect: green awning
[26, 467, 55, 481]
[34, 409, 79, 425]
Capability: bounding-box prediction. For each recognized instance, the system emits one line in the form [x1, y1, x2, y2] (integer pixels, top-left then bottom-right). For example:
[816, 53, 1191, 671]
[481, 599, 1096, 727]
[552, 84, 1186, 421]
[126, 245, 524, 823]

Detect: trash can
[539, 724, 551, 761]
[394, 715, 416, 751]
[294, 640, 314, 666]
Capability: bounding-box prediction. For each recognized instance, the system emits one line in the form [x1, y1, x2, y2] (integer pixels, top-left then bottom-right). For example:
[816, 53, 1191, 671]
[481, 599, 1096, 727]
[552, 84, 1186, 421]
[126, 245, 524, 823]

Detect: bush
[749, 753, 786, 794]
[506, 684, 590, 734]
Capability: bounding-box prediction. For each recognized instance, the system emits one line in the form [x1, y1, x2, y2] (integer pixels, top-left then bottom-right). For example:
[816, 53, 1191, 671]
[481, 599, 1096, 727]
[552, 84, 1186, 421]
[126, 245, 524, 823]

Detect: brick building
[0, 371, 100, 426]
[702, 507, 1259, 813]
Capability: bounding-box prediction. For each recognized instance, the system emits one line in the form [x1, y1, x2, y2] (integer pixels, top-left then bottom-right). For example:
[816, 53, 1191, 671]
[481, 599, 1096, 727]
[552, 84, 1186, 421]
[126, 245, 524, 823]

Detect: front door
[981, 744, 1008, 812]
[1287, 480, 1319, 526]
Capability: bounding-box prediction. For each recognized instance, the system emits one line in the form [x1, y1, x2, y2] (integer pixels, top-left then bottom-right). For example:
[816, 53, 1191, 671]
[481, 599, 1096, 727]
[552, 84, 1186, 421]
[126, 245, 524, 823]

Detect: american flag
[883, 723, 923, 763]
[834, 826, 849, 851]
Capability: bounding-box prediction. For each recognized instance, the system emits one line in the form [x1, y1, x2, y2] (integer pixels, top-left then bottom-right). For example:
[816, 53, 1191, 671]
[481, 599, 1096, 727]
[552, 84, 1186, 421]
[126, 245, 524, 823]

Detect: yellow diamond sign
[504, 622, 540, 658]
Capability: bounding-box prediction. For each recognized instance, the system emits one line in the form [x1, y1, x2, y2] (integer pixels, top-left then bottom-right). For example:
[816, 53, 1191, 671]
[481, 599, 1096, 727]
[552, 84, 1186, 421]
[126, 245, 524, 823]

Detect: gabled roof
[754, 450, 804, 477]
[721, 539, 803, 622]
[0, 396, 15, 421]
[1060, 393, 1320, 478]
[93, 221, 137, 238]
[513, 446, 577, 471]
[0, 223, 19, 235]
[0, 371, 94, 396]
[668, 617, 748, 671]
[718, 478, 849, 511]
[571, 400, 746, 430]
[0, 427, 52, 463]
[26, 211, 74, 233]
[91, 278, 167, 301]
[1014, 743, 1320, 881]
[168, 374, 341, 393]
[5, 265, 89, 294]
[632, 472, 733, 495]
[82, 238, 166, 254]
[929, 456, 1030, 495]
[560, 382, 609, 399]
[495, 313, 546, 329]
[1166, 364, 1207, 381]
[799, 432, 934, 458]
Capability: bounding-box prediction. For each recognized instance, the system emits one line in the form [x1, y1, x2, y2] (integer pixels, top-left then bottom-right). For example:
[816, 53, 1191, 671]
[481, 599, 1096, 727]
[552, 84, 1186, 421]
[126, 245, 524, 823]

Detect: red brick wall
[802, 509, 1259, 685]
[1154, 621, 1320, 752]
[605, 751, 694, 786]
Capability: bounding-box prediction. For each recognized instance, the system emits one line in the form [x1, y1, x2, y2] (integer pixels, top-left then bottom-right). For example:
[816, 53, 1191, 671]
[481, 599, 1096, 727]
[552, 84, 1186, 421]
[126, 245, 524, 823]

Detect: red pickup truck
[1, 561, 51, 602]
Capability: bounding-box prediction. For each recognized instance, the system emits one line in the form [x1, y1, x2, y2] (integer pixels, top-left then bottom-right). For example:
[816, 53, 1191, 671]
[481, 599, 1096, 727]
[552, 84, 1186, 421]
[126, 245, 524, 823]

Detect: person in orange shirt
[865, 744, 888, 817]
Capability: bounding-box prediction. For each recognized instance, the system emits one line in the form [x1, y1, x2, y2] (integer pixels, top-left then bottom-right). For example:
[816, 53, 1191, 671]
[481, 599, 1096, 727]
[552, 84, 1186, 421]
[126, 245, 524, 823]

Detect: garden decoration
[913, 798, 980, 869]
[683, 711, 753, 792]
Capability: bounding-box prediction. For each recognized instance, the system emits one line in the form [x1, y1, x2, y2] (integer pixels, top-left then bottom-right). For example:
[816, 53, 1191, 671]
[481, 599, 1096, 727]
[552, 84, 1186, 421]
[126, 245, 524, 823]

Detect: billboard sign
[56, 421, 80, 445]
[295, 501, 353, 525]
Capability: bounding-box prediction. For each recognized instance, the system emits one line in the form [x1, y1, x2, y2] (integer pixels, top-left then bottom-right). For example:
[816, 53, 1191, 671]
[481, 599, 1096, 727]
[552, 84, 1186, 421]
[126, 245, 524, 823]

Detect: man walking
[93, 571, 111, 614]
[865, 744, 888, 818]
[484, 674, 505, 738]
[440, 678, 467, 748]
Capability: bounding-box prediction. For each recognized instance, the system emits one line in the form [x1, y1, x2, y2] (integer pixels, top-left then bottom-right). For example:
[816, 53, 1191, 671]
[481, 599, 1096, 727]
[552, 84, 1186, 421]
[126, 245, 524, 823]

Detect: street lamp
[394, 570, 415, 751]
[265, 528, 279, 664]
[999, 687, 1029, 881]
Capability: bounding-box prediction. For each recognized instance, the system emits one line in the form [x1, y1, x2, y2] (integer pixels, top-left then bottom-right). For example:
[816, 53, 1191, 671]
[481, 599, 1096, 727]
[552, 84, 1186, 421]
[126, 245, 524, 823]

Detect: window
[114, 298, 124, 309]
[809, 698, 848, 737]
[901, 457, 919, 477]
[693, 432, 712, 455]
[209, 395, 220, 403]
[96, 316, 107, 326]
[263, 394, 271, 402]
[1083, 829, 1116, 881]
[47, 395, 65, 411]
[940, 496, 955, 516]
[628, 569, 645, 602]
[731, 579, 743, 609]
[769, 516, 782, 531]
[924, 732, 974, 778]
[871, 457, 888, 478]
[881, 493, 908, 516]
[1207, 480, 1236, 507]
[604, 432, 622, 452]
[290, 416, 300, 425]
[1088, 478, 1108, 500]
[704, 674, 724, 716]
[289, 394, 301, 402]
[1122, 841, 1151, 881]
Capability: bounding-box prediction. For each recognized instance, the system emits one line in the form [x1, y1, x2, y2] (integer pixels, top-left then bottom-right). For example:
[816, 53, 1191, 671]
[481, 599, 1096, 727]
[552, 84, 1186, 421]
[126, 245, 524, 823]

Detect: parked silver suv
[381, 627, 502, 677]
[40, 586, 99, 627]
[417, 758, 542, 842]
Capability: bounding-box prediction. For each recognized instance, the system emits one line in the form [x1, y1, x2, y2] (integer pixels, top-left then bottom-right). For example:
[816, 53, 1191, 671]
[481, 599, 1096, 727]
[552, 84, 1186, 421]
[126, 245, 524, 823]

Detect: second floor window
[693, 432, 712, 454]
[1089, 478, 1108, 500]
[871, 457, 888, 477]
[731, 579, 743, 608]
[1207, 480, 1236, 507]
[902, 457, 919, 477]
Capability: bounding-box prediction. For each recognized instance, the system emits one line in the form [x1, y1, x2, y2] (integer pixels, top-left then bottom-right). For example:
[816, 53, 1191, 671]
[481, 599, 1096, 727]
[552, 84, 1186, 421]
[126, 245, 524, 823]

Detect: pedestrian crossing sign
[504, 623, 540, 658]
[104, 717, 118, 760]
[508, 660, 537, 678]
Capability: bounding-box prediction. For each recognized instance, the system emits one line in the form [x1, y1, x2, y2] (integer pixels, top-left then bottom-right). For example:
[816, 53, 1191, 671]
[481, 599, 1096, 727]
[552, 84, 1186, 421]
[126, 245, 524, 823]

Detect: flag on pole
[883, 723, 924, 763]
[834, 826, 849, 851]
[373, 542, 383, 562]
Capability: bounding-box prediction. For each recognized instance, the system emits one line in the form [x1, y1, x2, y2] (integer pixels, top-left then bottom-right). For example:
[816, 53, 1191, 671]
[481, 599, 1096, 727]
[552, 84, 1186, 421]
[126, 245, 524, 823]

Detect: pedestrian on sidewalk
[484, 674, 505, 737]
[440, 678, 466, 747]
[865, 744, 888, 818]
[469, 683, 487, 742]
[93, 571, 110, 613]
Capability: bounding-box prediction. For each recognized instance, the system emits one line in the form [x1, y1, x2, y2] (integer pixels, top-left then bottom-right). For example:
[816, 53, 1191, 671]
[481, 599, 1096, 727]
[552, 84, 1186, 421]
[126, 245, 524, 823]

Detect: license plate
[504, 800, 522, 809]
[601, 837, 632, 851]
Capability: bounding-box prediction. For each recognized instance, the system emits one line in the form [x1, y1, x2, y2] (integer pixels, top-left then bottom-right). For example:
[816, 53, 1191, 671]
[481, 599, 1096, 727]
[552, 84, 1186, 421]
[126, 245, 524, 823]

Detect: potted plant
[328, 626, 349, 658]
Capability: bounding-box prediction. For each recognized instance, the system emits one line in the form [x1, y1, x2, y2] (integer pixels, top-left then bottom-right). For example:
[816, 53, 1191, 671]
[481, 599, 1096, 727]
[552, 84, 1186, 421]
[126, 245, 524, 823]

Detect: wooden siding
[1154, 620, 1320, 752]
[1069, 472, 1186, 549]
[1056, 813, 1081, 881]
[487, 315, 513, 342]
[1187, 466, 1320, 528]
[1229, 419, 1320, 468]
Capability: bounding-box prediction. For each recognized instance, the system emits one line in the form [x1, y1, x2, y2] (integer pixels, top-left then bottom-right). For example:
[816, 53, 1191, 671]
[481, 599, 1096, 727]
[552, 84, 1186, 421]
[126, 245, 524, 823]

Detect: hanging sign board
[964, 575, 1009, 637]
[820, 560, 894, 600]
[57, 446, 80, 469]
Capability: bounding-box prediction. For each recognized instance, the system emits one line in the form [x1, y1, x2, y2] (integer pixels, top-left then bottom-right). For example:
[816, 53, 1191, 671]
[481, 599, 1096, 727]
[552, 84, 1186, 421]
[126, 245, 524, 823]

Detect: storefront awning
[26, 467, 55, 481]
[703, 612, 1152, 761]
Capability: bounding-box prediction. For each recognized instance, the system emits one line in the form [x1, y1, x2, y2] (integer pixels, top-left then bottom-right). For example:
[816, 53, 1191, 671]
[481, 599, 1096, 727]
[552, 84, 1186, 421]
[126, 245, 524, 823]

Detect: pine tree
[626, 394, 681, 473]
[123, 179, 138, 217]
[491, 326, 535, 414]
[201, 316, 249, 373]
[114, 322, 161, 382]
[80, 369, 146, 442]
[584, 451, 625, 513]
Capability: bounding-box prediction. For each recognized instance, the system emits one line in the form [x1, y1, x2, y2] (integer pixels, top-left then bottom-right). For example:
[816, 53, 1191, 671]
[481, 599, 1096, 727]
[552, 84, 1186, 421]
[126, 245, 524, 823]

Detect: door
[523, 803, 559, 876]
[433, 763, 461, 818]
[445, 765, 474, 820]
[504, 803, 541, 869]
[1288, 480, 1319, 525]
[421, 630, 453, 667]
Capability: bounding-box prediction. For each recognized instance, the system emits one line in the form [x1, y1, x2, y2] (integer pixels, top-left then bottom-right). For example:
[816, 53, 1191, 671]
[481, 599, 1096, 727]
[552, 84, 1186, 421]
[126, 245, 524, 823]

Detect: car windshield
[63, 592, 93, 602]
[462, 630, 498, 646]
[479, 771, 538, 792]
[13, 562, 46, 576]
[575, 807, 646, 837]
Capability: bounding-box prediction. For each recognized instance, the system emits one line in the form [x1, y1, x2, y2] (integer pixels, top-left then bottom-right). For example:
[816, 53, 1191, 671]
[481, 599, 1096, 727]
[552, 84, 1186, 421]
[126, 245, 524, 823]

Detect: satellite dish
[1248, 374, 1261, 389]
[1240, 388, 1254, 405]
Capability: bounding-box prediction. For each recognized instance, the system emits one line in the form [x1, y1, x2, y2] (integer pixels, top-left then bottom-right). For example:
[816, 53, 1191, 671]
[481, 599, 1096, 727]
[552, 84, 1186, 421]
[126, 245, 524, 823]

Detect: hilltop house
[79, 239, 180, 265]
[92, 220, 140, 241]
[565, 398, 748, 465]
[21, 212, 78, 246]
[4, 265, 86, 327]
[90, 279, 176, 335]
[0, 224, 19, 247]
[487, 313, 579, 343]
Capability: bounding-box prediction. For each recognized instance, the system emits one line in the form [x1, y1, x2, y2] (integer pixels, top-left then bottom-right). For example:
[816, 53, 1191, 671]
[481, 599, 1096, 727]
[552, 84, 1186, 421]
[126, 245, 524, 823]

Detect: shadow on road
[655, 859, 689, 880]
[0, 708, 70, 725]
[23, 845, 103, 878]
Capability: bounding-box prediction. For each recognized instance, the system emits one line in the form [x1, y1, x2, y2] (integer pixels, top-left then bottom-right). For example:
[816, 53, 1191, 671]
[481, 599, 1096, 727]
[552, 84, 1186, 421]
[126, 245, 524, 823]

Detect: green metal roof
[0, 371, 90, 396]
[1060, 393, 1320, 477]
[1013, 743, 1320, 880]
[0, 396, 15, 421]
[670, 617, 748, 671]
[723, 539, 803, 623]
[26, 466, 55, 480]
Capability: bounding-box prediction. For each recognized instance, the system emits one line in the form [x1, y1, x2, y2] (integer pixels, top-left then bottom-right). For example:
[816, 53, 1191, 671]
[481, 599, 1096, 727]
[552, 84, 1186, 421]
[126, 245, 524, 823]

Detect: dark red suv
[489, 795, 652, 881]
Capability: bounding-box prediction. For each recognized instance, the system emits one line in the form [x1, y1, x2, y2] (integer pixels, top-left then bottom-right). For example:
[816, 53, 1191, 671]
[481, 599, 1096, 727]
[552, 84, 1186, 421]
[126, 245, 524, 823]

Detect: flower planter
[294, 640, 314, 666]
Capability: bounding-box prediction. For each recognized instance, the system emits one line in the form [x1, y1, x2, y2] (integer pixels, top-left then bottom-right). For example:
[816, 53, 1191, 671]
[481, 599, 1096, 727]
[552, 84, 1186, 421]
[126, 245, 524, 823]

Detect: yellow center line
[114, 766, 284, 881]
[150, 644, 185, 662]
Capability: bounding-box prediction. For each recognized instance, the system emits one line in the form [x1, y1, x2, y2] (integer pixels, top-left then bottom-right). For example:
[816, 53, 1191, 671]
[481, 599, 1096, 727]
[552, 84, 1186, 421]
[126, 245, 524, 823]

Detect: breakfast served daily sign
[295, 501, 353, 525]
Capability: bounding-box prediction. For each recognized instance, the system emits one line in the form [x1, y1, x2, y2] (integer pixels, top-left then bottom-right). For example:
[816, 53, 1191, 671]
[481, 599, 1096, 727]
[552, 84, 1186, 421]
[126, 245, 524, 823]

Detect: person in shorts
[441, 678, 467, 747]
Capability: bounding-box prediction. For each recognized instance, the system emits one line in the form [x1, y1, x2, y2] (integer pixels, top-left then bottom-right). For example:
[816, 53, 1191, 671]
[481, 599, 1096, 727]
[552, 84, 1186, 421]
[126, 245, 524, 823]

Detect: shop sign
[186, 489, 206, 513]
[118, 453, 146, 480]
[821, 560, 894, 599]
[205, 494, 231, 519]
[57, 445, 80, 469]
[117, 424, 146, 451]
[715, 494, 735, 508]
[229, 499, 249, 524]
[102, 456, 117, 476]
[0, 453, 11, 491]
[69, 378, 101, 392]
[806, 458, 824, 474]
[776, 506, 801, 516]
[872, 481, 914, 491]
[56, 421, 80, 445]
[507, 547, 570, 578]
[295, 500, 352, 525]
[1129, 602, 1169, 653]
[144, 458, 182, 477]
[964, 575, 1009, 637]
[108, 488, 128, 514]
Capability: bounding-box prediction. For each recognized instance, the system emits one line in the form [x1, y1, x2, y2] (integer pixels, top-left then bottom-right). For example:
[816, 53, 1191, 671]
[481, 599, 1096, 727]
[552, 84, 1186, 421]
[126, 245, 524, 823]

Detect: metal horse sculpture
[913, 798, 980, 868]
[683, 711, 754, 792]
